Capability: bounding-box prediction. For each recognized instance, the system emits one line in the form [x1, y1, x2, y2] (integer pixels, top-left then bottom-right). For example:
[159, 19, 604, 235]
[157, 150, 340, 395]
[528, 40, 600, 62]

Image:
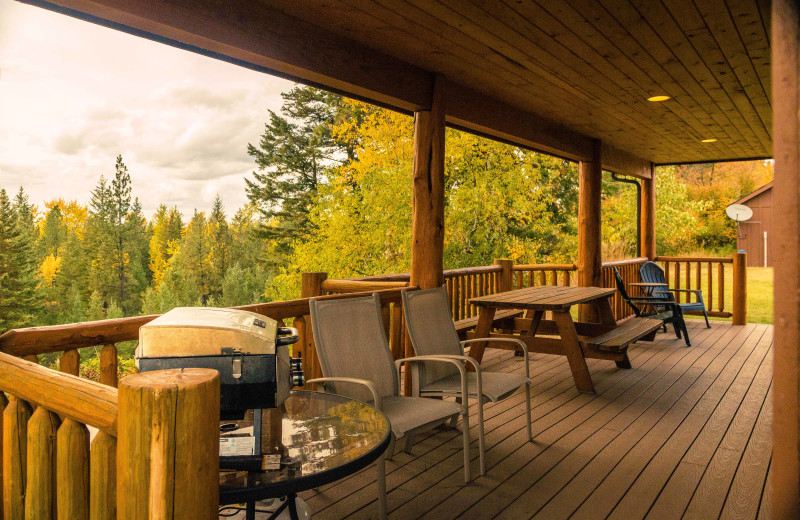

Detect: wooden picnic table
[468, 285, 661, 393]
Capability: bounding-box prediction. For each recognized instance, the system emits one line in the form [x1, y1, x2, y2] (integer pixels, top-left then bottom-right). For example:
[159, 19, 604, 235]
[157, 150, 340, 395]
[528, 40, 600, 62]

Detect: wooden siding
[736, 184, 773, 267]
[286, 321, 772, 520]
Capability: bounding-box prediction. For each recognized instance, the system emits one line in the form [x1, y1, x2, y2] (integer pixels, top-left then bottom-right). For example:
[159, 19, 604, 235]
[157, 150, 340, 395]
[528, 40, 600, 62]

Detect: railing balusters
[4, 397, 32, 519]
[718, 263, 725, 311]
[60, 349, 80, 377]
[25, 407, 60, 519]
[90, 431, 116, 520]
[57, 419, 90, 520]
[100, 344, 118, 388]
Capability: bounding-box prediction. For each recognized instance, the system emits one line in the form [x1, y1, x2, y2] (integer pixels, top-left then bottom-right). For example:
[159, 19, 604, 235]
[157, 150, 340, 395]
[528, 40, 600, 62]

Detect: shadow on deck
[247, 320, 774, 519]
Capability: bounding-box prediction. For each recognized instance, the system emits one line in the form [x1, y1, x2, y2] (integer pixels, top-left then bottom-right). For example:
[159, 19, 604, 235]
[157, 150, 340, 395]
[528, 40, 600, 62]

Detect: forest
[0, 86, 773, 336]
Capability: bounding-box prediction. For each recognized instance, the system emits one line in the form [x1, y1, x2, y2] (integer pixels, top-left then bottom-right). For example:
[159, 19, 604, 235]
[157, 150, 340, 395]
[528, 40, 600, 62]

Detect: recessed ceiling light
[701, 138, 717, 143]
[647, 95, 671, 102]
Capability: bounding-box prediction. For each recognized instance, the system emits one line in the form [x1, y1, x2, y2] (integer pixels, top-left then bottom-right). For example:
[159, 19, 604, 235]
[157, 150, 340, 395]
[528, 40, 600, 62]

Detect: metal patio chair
[639, 260, 711, 328]
[307, 294, 475, 519]
[401, 286, 532, 477]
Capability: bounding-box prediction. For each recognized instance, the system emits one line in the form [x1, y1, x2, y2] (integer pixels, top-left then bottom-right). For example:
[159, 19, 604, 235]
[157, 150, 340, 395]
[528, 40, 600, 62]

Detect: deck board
[230, 321, 773, 520]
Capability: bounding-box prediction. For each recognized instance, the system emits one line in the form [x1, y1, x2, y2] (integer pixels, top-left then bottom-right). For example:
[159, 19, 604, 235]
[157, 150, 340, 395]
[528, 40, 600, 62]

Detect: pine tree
[245, 86, 360, 259]
[85, 155, 144, 314]
[0, 189, 40, 332]
[207, 195, 231, 299]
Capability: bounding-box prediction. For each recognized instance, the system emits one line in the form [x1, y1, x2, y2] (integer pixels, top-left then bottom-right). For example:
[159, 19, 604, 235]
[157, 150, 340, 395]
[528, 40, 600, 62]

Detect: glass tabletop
[219, 390, 391, 504]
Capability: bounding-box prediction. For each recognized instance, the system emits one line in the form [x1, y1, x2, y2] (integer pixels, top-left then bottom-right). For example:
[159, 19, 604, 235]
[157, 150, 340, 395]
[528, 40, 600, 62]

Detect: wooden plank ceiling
[27, 0, 772, 172]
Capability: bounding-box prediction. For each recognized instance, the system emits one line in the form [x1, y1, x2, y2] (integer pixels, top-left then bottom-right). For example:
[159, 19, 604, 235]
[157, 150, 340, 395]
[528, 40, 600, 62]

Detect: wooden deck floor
[246, 320, 774, 519]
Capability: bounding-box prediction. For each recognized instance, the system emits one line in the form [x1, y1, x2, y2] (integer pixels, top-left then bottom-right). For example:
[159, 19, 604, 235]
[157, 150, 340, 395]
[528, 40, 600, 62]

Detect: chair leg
[702, 309, 711, 328]
[477, 398, 486, 476]
[461, 407, 471, 483]
[403, 434, 416, 454]
[377, 453, 387, 520]
[680, 319, 692, 347]
[525, 382, 532, 442]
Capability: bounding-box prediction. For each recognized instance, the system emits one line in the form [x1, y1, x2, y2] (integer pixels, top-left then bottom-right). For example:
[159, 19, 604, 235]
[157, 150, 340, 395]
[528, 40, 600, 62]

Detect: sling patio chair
[307, 294, 475, 520]
[401, 286, 532, 477]
[613, 266, 691, 347]
[639, 260, 711, 328]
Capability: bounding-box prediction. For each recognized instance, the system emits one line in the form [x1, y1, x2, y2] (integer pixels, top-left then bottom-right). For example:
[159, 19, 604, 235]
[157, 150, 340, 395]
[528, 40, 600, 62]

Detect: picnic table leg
[515, 310, 544, 357]
[467, 307, 496, 363]
[553, 310, 596, 393]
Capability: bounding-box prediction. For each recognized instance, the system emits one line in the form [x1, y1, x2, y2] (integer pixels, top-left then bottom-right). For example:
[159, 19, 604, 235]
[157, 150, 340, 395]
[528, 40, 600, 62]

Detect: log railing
[0, 288, 412, 391]
[0, 352, 220, 519]
[0, 253, 747, 393]
[656, 252, 746, 324]
[600, 257, 649, 321]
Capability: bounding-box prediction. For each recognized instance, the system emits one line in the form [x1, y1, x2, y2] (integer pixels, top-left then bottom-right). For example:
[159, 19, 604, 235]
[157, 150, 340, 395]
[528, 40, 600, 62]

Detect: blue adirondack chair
[639, 261, 711, 328]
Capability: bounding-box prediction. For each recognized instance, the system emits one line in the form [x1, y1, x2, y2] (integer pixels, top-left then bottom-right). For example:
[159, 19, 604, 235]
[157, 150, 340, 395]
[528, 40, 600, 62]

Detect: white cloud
[0, 0, 291, 218]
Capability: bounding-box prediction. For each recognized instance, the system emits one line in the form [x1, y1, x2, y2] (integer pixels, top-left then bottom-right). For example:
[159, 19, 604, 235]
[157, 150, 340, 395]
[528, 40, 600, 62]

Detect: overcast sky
[0, 0, 293, 218]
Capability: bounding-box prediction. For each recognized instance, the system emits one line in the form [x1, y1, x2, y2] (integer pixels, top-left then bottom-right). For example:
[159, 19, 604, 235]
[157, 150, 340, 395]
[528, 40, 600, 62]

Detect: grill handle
[276, 327, 300, 346]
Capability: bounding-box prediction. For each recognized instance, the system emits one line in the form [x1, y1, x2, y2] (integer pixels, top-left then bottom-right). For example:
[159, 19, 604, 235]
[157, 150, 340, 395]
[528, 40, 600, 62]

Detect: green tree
[0, 189, 40, 332]
[207, 195, 231, 299]
[245, 86, 359, 260]
[148, 205, 184, 288]
[86, 155, 147, 314]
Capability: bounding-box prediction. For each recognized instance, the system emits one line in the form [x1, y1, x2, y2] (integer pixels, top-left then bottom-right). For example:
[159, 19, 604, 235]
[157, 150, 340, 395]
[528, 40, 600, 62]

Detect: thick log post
[57, 419, 90, 520]
[3, 397, 32, 519]
[25, 407, 60, 520]
[578, 139, 603, 321]
[772, 0, 800, 515]
[641, 164, 657, 259]
[410, 74, 446, 290]
[732, 252, 747, 325]
[494, 259, 513, 292]
[117, 368, 219, 520]
[90, 432, 116, 520]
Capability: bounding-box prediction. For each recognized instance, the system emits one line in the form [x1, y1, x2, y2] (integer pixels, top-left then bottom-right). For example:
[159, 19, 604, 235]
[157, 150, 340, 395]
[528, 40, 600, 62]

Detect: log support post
[641, 164, 657, 260]
[772, 0, 800, 515]
[117, 368, 219, 520]
[410, 74, 446, 290]
[577, 139, 603, 321]
[494, 259, 513, 292]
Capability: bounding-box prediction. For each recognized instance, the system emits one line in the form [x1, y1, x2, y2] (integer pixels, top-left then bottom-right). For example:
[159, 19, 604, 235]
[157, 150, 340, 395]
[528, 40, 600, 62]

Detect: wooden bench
[581, 317, 663, 353]
[454, 309, 523, 339]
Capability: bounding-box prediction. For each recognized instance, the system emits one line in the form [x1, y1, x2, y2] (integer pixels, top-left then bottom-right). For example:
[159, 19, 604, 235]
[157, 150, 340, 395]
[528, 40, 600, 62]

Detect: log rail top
[469, 285, 616, 311]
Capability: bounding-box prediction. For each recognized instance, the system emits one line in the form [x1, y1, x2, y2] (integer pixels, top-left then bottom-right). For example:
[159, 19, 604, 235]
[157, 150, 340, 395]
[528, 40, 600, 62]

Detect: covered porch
[0, 0, 796, 518]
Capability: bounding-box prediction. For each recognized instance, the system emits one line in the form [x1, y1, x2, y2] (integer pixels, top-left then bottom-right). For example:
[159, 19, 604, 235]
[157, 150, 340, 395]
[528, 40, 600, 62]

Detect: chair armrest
[461, 337, 529, 378]
[395, 356, 472, 410]
[306, 377, 382, 411]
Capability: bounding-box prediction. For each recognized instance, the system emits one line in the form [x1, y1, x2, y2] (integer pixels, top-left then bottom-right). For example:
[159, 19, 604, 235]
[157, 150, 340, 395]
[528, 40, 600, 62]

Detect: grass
[677, 264, 773, 324]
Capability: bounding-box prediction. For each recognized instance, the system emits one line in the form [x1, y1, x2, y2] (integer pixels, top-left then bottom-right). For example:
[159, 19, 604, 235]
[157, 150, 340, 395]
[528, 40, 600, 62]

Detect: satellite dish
[726, 204, 752, 240]
[726, 204, 753, 222]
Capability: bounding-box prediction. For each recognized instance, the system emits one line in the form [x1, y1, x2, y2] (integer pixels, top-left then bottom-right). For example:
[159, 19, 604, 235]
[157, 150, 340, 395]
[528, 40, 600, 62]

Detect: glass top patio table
[219, 390, 391, 509]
